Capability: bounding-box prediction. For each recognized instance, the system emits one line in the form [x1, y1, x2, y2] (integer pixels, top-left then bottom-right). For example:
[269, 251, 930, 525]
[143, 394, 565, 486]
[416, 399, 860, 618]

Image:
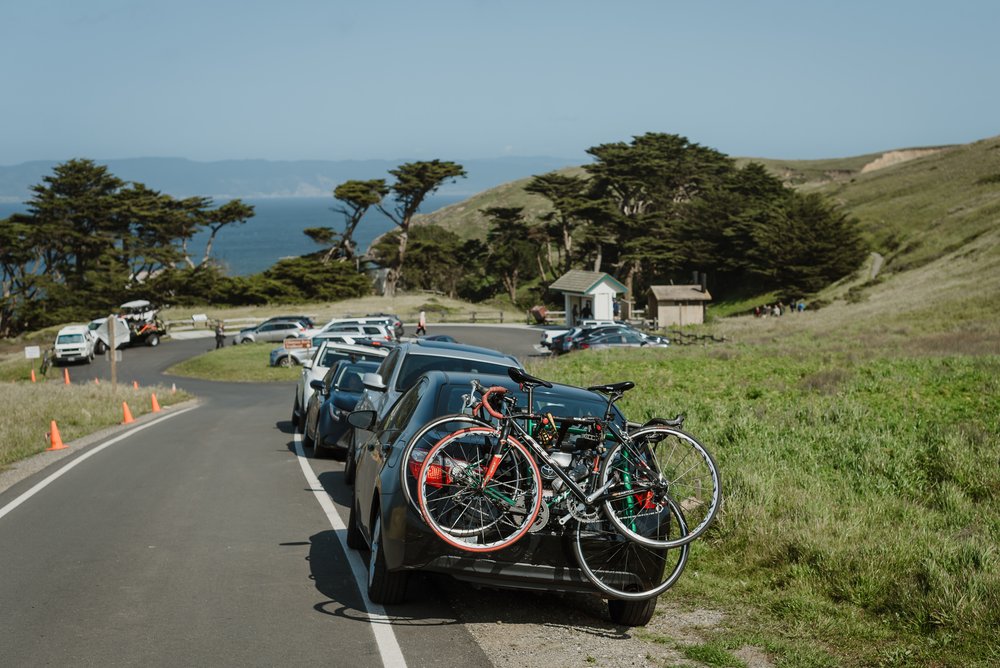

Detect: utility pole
[108, 314, 117, 390]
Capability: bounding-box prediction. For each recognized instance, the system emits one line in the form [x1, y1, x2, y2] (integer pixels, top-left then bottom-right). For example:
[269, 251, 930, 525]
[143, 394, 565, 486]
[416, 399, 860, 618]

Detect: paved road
[0, 325, 546, 667]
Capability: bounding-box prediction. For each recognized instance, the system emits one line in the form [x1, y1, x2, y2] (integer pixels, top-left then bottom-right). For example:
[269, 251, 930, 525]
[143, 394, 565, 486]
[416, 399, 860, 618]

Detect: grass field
[0, 380, 191, 469]
[527, 343, 999, 666]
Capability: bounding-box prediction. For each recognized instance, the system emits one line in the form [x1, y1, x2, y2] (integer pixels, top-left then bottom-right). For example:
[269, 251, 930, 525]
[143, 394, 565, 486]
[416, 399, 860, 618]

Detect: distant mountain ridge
[0, 156, 582, 202]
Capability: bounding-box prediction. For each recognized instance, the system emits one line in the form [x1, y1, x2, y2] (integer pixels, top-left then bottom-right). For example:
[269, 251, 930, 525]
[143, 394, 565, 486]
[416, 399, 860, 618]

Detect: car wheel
[302, 424, 315, 450]
[607, 597, 657, 626]
[94, 341, 107, 355]
[367, 514, 407, 604]
[346, 497, 365, 550]
[343, 442, 356, 485]
[147, 333, 160, 347]
[277, 355, 294, 368]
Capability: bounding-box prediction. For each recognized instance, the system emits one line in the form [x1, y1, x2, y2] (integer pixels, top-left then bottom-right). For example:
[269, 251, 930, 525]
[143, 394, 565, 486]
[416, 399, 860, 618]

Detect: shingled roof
[648, 285, 712, 302]
[549, 270, 627, 295]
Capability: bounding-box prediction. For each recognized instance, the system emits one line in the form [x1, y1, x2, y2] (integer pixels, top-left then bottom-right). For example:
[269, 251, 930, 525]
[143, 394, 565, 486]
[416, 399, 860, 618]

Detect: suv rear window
[396, 354, 514, 393]
[320, 349, 384, 367]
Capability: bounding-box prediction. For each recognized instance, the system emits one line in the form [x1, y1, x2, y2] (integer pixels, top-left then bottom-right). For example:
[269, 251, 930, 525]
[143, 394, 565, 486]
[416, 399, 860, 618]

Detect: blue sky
[1, 0, 997, 165]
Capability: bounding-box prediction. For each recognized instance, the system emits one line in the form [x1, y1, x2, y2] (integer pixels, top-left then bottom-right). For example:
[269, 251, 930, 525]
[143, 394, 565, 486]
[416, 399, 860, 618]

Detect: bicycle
[414, 367, 720, 599]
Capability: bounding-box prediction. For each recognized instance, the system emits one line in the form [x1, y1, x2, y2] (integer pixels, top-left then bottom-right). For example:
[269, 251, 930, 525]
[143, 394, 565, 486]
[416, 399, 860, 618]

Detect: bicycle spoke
[418, 427, 541, 552]
[600, 426, 721, 549]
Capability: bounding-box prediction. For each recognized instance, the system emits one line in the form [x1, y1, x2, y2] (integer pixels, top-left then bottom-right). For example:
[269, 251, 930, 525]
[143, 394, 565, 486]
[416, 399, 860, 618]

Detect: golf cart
[120, 299, 168, 347]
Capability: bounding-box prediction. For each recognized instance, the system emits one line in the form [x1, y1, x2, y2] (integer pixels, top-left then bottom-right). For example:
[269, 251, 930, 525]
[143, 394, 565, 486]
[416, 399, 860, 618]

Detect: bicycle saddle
[508, 367, 553, 388]
[586, 381, 635, 394]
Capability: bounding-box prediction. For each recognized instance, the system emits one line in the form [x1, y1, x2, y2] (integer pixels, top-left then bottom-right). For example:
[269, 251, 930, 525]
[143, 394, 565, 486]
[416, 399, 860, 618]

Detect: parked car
[320, 316, 401, 340]
[577, 329, 670, 351]
[292, 341, 390, 430]
[345, 339, 521, 458]
[235, 320, 306, 344]
[345, 369, 675, 625]
[302, 359, 381, 457]
[269, 333, 359, 368]
[258, 314, 316, 329]
[323, 323, 395, 342]
[538, 319, 618, 350]
[53, 325, 96, 364]
[560, 324, 637, 354]
[420, 334, 457, 343]
[365, 313, 404, 340]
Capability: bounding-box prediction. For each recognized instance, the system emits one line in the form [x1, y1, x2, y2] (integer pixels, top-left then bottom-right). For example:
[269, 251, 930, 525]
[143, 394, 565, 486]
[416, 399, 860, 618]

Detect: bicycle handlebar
[479, 385, 510, 419]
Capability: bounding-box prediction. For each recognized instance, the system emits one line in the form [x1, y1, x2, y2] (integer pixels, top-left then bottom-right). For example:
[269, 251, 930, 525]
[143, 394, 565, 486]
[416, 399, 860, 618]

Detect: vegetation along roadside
[527, 344, 999, 667]
[0, 381, 191, 470]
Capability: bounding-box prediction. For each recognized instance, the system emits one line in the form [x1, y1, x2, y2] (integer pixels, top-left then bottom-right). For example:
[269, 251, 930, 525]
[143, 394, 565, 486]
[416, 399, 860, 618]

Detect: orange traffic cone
[122, 401, 135, 424]
[133, 380, 139, 389]
[46, 420, 68, 451]
[151, 393, 161, 413]
[30, 368, 36, 383]
[64, 368, 70, 385]
[94, 377, 100, 385]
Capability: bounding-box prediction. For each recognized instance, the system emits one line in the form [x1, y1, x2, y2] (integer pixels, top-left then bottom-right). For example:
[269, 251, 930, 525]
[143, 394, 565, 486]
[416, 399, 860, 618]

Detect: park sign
[284, 337, 312, 350]
[24, 346, 41, 359]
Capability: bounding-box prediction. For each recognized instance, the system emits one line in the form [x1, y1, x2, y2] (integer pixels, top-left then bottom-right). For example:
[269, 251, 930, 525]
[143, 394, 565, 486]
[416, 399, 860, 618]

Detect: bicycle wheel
[573, 497, 689, 600]
[400, 413, 493, 510]
[417, 427, 541, 553]
[601, 426, 720, 549]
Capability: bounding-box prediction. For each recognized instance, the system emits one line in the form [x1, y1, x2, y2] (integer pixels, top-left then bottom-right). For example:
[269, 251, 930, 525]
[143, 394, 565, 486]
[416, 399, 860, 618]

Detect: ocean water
[0, 194, 465, 275]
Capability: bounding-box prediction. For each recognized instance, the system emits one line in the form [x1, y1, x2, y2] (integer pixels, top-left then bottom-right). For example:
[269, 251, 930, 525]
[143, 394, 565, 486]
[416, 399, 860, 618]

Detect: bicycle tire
[417, 426, 542, 553]
[600, 426, 720, 549]
[573, 497, 689, 601]
[399, 413, 493, 510]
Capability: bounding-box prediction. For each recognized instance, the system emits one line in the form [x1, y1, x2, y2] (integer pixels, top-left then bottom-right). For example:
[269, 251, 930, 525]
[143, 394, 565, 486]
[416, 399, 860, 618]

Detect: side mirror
[362, 372, 387, 392]
[309, 379, 326, 392]
[303, 360, 313, 370]
[347, 410, 376, 430]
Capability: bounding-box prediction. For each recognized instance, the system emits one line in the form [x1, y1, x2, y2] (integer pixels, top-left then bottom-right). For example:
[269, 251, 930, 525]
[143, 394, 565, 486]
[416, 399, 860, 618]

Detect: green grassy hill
[416, 136, 1000, 333]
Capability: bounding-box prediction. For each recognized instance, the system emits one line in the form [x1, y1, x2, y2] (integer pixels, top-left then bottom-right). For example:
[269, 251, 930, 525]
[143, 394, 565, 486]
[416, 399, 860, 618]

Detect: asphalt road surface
[0, 325, 548, 667]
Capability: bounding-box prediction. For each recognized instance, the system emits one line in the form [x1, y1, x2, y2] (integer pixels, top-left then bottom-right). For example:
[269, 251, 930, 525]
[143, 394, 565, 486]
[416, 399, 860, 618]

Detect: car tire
[346, 498, 365, 550]
[343, 442, 356, 485]
[302, 425, 315, 450]
[94, 341, 107, 355]
[147, 333, 159, 347]
[607, 597, 657, 626]
[367, 514, 407, 605]
[277, 355, 294, 368]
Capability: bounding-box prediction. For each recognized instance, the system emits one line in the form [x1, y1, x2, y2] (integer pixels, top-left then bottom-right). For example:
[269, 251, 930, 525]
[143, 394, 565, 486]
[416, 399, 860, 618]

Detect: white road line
[293, 436, 407, 668]
[0, 406, 199, 522]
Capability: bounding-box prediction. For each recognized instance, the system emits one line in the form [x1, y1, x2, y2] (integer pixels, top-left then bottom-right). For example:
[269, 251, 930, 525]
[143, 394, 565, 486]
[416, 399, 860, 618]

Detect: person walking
[415, 310, 427, 336]
[214, 321, 226, 349]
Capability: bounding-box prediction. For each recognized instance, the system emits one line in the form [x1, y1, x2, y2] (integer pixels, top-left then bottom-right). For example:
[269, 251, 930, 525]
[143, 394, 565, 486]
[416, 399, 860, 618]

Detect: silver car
[235, 320, 306, 344]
